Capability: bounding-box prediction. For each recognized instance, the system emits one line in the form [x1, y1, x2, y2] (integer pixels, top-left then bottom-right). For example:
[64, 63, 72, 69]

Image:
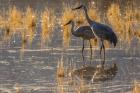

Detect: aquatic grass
[74, 10, 86, 26]
[2, 6, 23, 42]
[56, 58, 65, 85]
[0, 2, 139, 50]
[123, 5, 140, 45]
[41, 8, 55, 47]
[20, 31, 27, 60]
[23, 6, 37, 44]
[2, 18, 14, 42]
[57, 61, 65, 78]
[88, 6, 100, 22]
[135, 9, 140, 22]
[75, 77, 89, 93]
[21, 31, 27, 49]
[107, 4, 123, 35]
[133, 81, 140, 93]
[3, 24, 11, 41]
[14, 83, 22, 93]
[107, 3, 130, 48]
[61, 4, 75, 47]
[124, 8, 135, 44]
[15, 87, 22, 93]
[8, 6, 23, 32]
[131, 9, 140, 42]
[19, 6, 37, 59]
[104, 40, 110, 48]
[107, 3, 140, 46]
[0, 15, 5, 28]
[91, 39, 98, 47]
[135, 30, 140, 42]
[56, 58, 66, 93]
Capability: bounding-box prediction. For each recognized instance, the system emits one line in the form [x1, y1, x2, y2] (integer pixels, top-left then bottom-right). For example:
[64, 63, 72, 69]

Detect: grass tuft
[41, 8, 55, 47]
[23, 6, 37, 44]
[61, 4, 75, 47]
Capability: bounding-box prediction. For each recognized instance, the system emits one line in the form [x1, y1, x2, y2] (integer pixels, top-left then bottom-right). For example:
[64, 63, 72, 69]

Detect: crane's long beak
[64, 21, 71, 26]
[72, 5, 83, 10]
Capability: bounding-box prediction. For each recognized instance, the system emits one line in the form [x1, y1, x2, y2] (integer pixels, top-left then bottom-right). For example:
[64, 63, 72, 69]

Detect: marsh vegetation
[0, 0, 140, 93]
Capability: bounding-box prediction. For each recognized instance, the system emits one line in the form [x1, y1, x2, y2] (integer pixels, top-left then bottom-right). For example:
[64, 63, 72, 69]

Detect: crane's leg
[82, 39, 85, 66]
[101, 41, 105, 68]
[100, 42, 103, 63]
[89, 40, 92, 65]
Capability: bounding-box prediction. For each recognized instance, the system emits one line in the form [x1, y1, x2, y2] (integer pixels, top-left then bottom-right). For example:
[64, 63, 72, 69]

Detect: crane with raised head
[64, 20, 95, 65]
[73, 5, 118, 68]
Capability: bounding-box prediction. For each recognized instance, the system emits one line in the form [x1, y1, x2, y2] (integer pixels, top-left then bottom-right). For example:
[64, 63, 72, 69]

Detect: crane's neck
[70, 21, 76, 35]
[83, 7, 97, 38]
[83, 7, 94, 26]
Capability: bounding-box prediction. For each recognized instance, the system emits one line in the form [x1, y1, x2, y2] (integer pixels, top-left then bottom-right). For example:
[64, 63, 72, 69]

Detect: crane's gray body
[91, 21, 117, 46]
[74, 26, 95, 40]
[64, 20, 95, 65]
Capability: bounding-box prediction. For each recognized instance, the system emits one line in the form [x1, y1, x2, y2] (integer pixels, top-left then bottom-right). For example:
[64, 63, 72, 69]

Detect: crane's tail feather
[111, 33, 117, 47]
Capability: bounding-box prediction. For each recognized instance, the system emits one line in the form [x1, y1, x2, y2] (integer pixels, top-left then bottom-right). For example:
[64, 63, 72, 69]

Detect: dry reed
[107, 4, 123, 36]
[56, 59, 65, 85]
[8, 6, 23, 30]
[41, 8, 55, 47]
[61, 4, 75, 47]
[133, 81, 140, 93]
[23, 6, 37, 44]
[0, 15, 5, 28]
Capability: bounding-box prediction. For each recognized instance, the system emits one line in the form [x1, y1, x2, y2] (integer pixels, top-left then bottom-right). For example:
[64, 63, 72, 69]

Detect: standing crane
[73, 5, 118, 67]
[64, 20, 95, 65]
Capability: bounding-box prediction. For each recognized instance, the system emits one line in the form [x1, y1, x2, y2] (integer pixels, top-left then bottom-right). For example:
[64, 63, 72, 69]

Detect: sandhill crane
[64, 20, 95, 65]
[73, 5, 118, 67]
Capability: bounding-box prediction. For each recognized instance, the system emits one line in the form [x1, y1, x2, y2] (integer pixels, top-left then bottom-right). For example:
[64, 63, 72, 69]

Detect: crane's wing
[92, 22, 118, 46]
[76, 26, 95, 39]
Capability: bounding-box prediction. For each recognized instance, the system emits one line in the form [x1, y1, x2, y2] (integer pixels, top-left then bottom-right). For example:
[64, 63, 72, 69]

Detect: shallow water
[0, 47, 140, 93]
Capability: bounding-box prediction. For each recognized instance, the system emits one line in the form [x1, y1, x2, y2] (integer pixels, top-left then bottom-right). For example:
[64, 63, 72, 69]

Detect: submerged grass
[2, 6, 23, 42]
[107, 3, 124, 45]
[88, 5, 100, 22]
[74, 9, 85, 26]
[8, 6, 23, 31]
[133, 81, 140, 93]
[0, 15, 5, 28]
[41, 8, 55, 47]
[61, 4, 75, 47]
[107, 3, 140, 49]
[0, 2, 139, 50]
[57, 59, 65, 80]
[56, 58, 65, 93]
[23, 6, 37, 45]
